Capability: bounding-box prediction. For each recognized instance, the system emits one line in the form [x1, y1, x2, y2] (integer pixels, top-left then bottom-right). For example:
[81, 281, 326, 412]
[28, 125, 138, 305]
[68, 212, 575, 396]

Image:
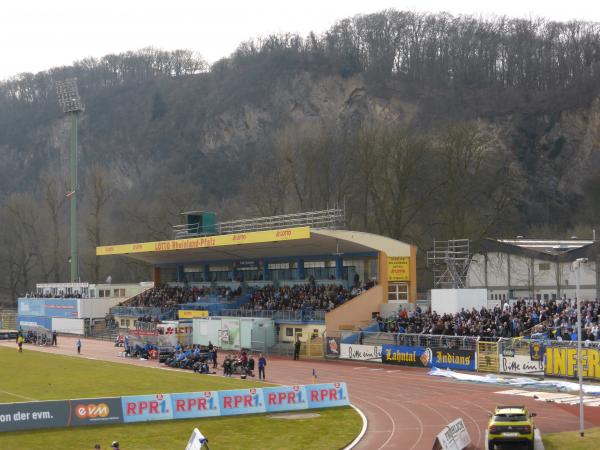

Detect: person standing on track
[51, 330, 57, 346]
[76, 338, 81, 354]
[17, 334, 24, 353]
[258, 353, 266, 380]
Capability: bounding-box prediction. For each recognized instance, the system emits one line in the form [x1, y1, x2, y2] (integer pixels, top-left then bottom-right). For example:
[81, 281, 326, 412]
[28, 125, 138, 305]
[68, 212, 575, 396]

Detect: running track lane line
[343, 404, 368, 450]
[352, 394, 397, 450]
[376, 394, 424, 450]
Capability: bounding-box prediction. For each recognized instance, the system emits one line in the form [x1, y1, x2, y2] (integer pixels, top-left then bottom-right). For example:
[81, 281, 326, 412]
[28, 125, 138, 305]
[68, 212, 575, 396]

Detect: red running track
[4, 337, 599, 450]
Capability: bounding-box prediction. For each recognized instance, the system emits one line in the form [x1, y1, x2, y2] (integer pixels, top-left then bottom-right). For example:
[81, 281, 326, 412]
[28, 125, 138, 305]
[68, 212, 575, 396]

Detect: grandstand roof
[96, 227, 411, 265]
[478, 238, 600, 261]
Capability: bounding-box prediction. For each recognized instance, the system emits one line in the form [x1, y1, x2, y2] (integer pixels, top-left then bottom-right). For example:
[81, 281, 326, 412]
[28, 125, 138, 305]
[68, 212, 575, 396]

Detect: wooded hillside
[1, 10, 599, 302]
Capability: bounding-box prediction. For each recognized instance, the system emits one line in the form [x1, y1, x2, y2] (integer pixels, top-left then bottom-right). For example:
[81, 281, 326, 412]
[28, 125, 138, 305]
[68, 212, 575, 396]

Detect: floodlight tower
[56, 78, 84, 283]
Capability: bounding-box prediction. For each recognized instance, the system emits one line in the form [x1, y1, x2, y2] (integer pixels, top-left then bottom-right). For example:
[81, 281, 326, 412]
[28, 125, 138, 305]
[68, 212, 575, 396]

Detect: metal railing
[110, 306, 165, 317]
[173, 208, 345, 238]
[221, 309, 326, 322]
[340, 330, 479, 351]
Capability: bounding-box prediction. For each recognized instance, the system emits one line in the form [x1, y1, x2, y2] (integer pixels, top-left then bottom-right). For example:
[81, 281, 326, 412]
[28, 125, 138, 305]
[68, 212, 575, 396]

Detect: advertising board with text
[0, 383, 350, 432]
[218, 388, 265, 416]
[97, 227, 311, 255]
[340, 344, 382, 362]
[305, 382, 350, 409]
[178, 310, 209, 319]
[387, 256, 410, 282]
[382, 345, 476, 371]
[263, 385, 308, 412]
[499, 354, 544, 375]
[545, 346, 600, 380]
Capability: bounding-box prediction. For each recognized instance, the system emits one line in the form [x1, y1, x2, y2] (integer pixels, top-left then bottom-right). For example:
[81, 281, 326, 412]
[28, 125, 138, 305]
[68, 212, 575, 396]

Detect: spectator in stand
[117, 282, 375, 314]
[373, 298, 600, 342]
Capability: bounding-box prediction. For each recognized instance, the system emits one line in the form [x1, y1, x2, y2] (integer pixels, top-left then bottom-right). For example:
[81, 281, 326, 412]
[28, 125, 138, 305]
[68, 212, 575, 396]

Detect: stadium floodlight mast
[573, 257, 588, 437]
[56, 78, 84, 283]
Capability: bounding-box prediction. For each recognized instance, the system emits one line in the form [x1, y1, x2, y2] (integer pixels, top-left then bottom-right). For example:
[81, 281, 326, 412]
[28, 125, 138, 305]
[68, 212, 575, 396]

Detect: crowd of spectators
[240, 281, 375, 312]
[376, 298, 600, 341]
[122, 285, 242, 307]
[120, 281, 374, 312]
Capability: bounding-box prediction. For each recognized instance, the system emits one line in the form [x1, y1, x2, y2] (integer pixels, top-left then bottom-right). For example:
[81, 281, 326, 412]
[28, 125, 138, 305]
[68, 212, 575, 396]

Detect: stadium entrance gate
[477, 341, 499, 372]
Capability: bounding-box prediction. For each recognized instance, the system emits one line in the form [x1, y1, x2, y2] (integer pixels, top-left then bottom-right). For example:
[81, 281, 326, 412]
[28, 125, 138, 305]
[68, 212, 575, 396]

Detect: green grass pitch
[0, 347, 361, 449]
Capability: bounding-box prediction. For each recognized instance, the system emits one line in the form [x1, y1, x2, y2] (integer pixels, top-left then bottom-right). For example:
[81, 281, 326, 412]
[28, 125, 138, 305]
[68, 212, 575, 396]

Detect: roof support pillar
[298, 259, 305, 281]
[335, 256, 343, 280]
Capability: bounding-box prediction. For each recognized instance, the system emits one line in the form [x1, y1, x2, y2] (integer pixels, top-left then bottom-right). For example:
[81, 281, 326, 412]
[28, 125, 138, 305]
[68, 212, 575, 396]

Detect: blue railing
[220, 309, 326, 322]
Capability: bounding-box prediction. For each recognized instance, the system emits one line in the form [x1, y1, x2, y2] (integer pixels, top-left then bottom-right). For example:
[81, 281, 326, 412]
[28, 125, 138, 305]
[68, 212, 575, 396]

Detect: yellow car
[487, 405, 536, 450]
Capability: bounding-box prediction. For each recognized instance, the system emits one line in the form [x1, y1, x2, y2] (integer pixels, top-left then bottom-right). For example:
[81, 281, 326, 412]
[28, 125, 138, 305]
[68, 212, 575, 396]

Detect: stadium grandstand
[96, 209, 417, 349]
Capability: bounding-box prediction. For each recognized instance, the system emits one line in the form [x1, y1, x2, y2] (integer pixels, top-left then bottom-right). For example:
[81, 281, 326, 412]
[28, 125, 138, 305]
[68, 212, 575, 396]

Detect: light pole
[56, 78, 84, 283]
[573, 257, 588, 437]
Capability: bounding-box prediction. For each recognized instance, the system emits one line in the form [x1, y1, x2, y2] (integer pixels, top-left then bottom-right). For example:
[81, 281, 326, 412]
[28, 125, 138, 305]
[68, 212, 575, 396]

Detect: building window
[388, 283, 408, 301]
[536, 294, 541, 301]
[295, 328, 302, 338]
[543, 294, 549, 300]
[285, 327, 293, 337]
[538, 263, 551, 271]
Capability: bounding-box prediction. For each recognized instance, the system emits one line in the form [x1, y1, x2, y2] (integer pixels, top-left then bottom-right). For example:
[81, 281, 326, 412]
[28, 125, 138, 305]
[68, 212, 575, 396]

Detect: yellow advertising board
[545, 346, 600, 380]
[388, 256, 410, 282]
[97, 226, 311, 256]
[178, 310, 209, 319]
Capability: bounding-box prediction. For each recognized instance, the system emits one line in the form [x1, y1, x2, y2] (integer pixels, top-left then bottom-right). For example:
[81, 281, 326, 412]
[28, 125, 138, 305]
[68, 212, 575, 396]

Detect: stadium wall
[325, 285, 383, 337]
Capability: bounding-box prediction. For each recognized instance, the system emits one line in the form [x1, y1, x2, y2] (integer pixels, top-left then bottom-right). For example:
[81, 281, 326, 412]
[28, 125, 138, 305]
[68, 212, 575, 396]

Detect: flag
[312, 368, 317, 384]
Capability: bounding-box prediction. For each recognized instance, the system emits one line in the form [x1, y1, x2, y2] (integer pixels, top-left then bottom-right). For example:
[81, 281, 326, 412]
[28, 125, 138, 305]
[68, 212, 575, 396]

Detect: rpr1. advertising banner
[0, 383, 350, 432]
[499, 354, 544, 375]
[381, 345, 476, 371]
[172, 391, 220, 419]
[263, 385, 308, 412]
[219, 388, 265, 416]
[340, 344, 382, 362]
[306, 382, 350, 409]
[122, 394, 173, 423]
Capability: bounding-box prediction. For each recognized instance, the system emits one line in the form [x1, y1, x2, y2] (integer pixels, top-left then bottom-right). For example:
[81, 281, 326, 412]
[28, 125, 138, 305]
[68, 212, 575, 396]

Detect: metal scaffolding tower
[427, 239, 471, 288]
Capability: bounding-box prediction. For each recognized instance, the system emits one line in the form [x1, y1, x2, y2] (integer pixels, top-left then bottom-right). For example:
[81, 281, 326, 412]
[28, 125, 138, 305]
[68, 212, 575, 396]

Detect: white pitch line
[0, 389, 37, 402]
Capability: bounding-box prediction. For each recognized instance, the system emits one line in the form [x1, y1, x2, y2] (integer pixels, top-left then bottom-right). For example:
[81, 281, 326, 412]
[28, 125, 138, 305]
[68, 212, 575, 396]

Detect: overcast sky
[1, 0, 599, 81]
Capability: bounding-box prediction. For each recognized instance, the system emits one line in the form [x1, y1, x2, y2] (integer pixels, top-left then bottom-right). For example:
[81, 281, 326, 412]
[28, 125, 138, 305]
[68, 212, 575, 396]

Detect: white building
[467, 239, 600, 301]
